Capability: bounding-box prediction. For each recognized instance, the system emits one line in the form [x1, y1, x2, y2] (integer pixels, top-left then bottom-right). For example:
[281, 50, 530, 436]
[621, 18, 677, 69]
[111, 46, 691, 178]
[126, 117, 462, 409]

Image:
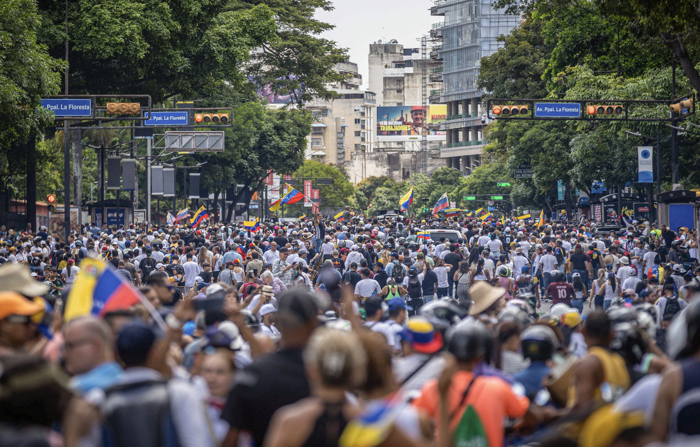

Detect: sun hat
[467, 282, 506, 316]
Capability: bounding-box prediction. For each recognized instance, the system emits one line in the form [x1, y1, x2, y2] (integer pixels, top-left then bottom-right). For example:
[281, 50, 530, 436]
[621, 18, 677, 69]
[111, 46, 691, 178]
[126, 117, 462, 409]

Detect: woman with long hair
[603, 271, 619, 310]
[433, 258, 450, 299]
[454, 261, 472, 309]
[570, 272, 588, 313]
[198, 246, 211, 267]
[470, 258, 489, 285]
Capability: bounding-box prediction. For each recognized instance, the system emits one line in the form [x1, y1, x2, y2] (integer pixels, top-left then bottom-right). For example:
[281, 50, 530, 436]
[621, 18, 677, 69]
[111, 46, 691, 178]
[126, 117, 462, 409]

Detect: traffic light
[492, 105, 528, 116]
[670, 97, 693, 116]
[586, 104, 623, 116]
[194, 113, 230, 123]
[105, 103, 141, 115]
[46, 194, 56, 203]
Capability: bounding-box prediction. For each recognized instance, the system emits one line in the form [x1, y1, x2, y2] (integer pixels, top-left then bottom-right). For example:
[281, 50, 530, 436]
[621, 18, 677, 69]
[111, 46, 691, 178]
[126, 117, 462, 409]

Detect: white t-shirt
[483, 258, 495, 277]
[263, 249, 279, 264]
[487, 239, 503, 253]
[364, 320, 395, 347]
[540, 254, 558, 273]
[354, 278, 381, 298]
[183, 261, 201, 287]
[62, 266, 81, 284]
[433, 266, 449, 288]
[642, 251, 657, 271]
[616, 265, 633, 285]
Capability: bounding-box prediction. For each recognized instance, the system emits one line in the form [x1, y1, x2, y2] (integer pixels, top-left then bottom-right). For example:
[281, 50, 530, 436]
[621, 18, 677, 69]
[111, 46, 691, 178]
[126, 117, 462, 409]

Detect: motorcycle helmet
[445, 321, 493, 363]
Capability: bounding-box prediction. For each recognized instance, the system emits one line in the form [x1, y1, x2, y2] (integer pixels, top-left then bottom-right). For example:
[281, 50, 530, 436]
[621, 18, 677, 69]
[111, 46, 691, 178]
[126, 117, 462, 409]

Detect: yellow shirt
[568, 347, 630, 407]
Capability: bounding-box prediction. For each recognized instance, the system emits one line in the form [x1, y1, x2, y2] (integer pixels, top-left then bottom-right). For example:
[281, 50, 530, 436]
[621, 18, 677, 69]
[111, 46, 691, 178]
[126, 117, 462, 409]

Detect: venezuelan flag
[191, 206, 208, 227]
[538, 209, 544, 228]
[269, 198, 282, 212]
[480, 212, 491, 221]
[244, 218, 260, 231]
[443, 207, 460, 217]
[432, 193, 449, 215]
[167, 213, 176, 225]
[339, 399, 401, 447]
[417, 231, 430, 240]
[399, 187, 413, 211]
[298, 214, 307, 221]
[335, 211, 344, 221]
[516, 214, 531, 220]
[281, 183, 304, 205]
[176, 208, 189, 220]
[475, 208, 484, 216]
[64, 258, 143, 322]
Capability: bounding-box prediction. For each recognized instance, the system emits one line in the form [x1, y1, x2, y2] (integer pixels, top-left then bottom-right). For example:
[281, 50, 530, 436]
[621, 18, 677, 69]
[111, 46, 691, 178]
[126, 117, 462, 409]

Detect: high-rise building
[305, 61, 376, 170]
[430, 0, 519, 174]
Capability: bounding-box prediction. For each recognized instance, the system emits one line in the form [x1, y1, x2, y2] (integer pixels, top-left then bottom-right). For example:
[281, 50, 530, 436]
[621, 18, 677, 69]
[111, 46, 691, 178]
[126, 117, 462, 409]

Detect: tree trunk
[661, 33, 700, 94]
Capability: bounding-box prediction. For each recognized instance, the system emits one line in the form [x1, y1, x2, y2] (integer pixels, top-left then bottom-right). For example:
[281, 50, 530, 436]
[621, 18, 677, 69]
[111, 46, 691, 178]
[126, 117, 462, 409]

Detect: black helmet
[610, 322, 647, 366]
[550, 270, 564, 282]
[520, 325, 559, 361]
[606, 307, 638, 327]
[497, 307, 531, 329]
[419, 300, 468, 334]
[445, 321, 493, 363]
[506, 298, 534, 316]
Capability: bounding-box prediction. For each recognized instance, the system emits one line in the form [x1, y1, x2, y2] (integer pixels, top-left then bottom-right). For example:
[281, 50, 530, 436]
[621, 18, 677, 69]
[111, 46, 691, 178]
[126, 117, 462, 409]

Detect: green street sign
[497, 182, 511, 187]
[464, 196, 476, 201]
[491, 196, 504, 200]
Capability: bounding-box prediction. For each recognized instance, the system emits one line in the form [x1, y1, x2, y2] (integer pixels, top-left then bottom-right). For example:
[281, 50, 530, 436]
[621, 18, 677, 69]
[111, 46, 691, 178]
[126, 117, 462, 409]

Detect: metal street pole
[63, 120, 70, 242]
[671, 53, 679, 186]
[146, 138, 151, 224]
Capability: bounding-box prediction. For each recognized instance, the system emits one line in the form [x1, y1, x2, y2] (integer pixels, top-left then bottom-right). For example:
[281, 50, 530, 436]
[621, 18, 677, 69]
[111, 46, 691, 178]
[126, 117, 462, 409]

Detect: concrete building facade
[305, 61, 376, 174]
[430, 0, 519, 174]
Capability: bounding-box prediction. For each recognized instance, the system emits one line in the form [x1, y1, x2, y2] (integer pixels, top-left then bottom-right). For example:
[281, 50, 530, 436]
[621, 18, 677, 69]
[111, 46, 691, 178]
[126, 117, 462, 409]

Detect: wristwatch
[166, 313, 184, 330]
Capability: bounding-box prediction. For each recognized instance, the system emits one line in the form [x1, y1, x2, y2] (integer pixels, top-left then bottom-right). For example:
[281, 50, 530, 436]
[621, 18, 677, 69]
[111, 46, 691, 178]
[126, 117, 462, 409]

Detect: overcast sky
[317, 0, 436, 87]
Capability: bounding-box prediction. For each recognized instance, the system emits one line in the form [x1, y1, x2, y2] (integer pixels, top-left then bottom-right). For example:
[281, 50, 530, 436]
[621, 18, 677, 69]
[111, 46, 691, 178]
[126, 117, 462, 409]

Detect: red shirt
[547, 282, 575, 305]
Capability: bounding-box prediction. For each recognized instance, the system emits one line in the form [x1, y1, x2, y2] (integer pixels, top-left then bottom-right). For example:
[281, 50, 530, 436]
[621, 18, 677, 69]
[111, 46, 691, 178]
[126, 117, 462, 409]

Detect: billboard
[376, 105, 446, 142]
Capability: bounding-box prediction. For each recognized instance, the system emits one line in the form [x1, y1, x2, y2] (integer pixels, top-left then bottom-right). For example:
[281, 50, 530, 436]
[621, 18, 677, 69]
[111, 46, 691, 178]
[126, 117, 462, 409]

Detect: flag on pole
[298, 214, 307, 221]
[475, 208, 484, 216]
[417, 231, 430, 240]
[191, 206, 208, 227]
[64, 258, 164, 329]
[480, 213, 491, 221]
[443, 208, 460, 217]
[167, 213, 176, 225]
[176, 209, 189, 221]
[516, 214, 531, 220]
[269, 198, 282, 212]
[334, 211, 344, 221]
[281, 183, 304, 205]
[432, 193, 449, 215]
[399, 188, 414, 212]
[537, 209, 545, 229]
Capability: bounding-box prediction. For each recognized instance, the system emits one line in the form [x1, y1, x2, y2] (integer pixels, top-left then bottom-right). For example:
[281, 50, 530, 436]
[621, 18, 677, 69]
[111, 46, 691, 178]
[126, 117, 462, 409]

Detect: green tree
[0, 0, 64, 179]
[234, 0, 348, 107]
[38, 0, 277, 102]
[356, 176, 395, 204]
[293, 160, 355, 208]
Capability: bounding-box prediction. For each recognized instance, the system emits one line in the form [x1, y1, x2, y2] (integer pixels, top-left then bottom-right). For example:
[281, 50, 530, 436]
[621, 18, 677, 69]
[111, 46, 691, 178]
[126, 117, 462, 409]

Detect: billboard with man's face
[376, 105, 446, 142]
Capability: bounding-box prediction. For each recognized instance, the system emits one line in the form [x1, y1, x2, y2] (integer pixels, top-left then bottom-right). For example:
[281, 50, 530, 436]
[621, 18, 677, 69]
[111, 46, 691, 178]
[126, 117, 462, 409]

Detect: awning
[310, 151, 326, 157]
[311, 123, 327, 128]
[341, 124, 349, 127]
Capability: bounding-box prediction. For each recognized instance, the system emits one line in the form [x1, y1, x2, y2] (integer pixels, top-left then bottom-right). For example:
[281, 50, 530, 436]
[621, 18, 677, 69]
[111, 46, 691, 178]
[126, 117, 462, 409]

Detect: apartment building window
[354, 118, 361, 124]
[397, 89, 403, 93]
[354, 131, 361, 137]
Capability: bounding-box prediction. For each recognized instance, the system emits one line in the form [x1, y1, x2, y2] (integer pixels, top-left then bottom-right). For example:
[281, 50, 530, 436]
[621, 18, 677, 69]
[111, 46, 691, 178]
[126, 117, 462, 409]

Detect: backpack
[663, 296, 681, 321]
[451, 376, 487, 447]
[140, 257, 156, 280]
[591, 248, 602, 268]
[407, 277, 422, 299]
[391, 261, 406, 284]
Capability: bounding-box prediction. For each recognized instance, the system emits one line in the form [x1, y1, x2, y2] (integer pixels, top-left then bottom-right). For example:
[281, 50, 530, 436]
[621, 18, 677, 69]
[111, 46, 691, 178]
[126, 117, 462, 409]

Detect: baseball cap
[155, 263, 163, 269]
[260, 304, 277, 316]
[116, 321, 160, 366]
[387, 297, 413, 312]
[403, 317, 443, 354]
[0, 292, 43, 320]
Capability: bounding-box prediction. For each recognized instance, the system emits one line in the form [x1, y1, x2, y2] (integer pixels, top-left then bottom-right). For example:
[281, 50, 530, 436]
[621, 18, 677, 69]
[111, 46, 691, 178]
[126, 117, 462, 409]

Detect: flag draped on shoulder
[399, 188, 413, 211]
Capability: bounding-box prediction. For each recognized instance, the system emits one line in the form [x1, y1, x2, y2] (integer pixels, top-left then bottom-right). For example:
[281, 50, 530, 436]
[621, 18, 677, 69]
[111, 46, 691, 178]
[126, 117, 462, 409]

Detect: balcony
[430, 73, 443, 82]
[445, 112, 481, 121]
[431, 67, 443, 74]
[447, 139, 488, 148]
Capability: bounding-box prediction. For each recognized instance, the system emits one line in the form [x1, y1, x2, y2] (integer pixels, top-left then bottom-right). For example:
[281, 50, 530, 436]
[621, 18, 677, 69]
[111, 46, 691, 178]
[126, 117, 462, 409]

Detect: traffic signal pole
[64, 120, 71, 241]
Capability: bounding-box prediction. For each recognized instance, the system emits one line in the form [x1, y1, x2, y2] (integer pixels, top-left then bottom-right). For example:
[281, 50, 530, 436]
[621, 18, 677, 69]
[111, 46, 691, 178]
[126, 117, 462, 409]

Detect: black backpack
[663, 296, 681, 321]
[140, 257, 156, 280]
[391, 261, 406, 284]
[407, 276, 423, 299]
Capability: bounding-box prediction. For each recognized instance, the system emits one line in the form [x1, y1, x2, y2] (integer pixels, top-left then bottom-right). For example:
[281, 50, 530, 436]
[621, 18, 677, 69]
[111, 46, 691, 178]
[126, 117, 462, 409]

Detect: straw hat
[467, 282, 505, 316]
[0, 264, 49, 297]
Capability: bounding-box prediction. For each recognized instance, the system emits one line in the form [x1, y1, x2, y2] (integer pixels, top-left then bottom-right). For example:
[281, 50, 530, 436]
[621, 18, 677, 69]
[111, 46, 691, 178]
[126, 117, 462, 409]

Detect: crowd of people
[0, 211, 699, 447]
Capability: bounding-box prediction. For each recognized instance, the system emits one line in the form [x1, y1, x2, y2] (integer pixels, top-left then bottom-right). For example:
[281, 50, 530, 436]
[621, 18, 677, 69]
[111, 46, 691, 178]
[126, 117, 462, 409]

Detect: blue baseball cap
[387, 297, 413, 312]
